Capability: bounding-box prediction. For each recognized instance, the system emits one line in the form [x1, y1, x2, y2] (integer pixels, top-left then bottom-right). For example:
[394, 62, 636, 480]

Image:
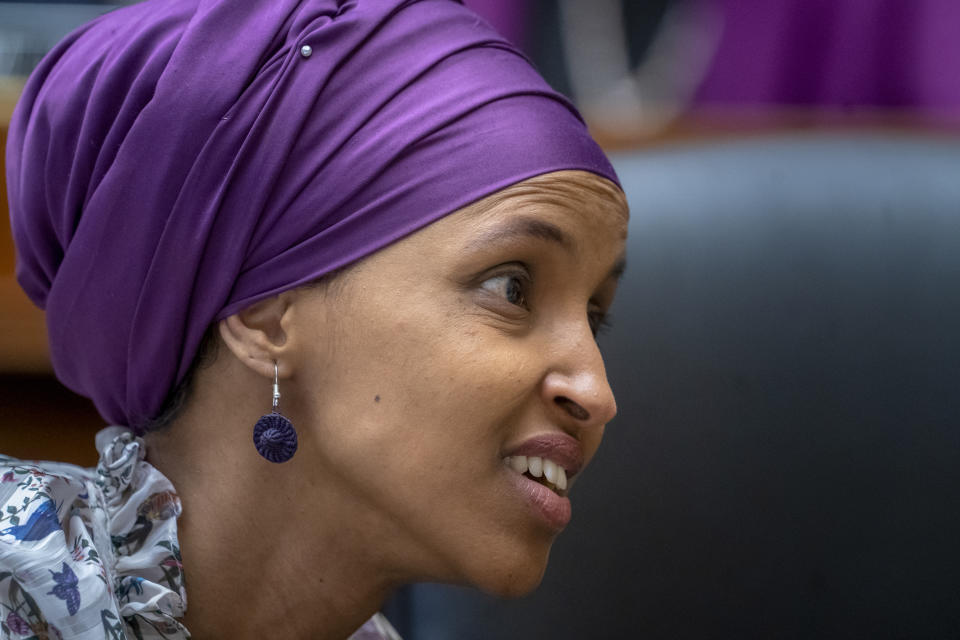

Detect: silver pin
[300, 45, 313, 58]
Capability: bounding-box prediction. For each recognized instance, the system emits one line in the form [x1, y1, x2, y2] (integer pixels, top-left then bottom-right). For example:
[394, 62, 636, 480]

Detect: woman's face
[287, 170, 628, 595]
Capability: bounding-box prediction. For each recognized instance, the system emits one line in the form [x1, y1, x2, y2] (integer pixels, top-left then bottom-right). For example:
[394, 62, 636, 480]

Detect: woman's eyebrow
[469, 217, 573, 252]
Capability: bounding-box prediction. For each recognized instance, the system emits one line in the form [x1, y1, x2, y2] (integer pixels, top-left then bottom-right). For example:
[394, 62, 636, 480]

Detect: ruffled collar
[94, 427, 190, 638]
[2, 429, 403, 638]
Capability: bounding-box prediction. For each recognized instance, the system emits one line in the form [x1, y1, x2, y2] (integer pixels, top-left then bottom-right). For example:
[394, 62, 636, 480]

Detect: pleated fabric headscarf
[6, 0, 619, 431]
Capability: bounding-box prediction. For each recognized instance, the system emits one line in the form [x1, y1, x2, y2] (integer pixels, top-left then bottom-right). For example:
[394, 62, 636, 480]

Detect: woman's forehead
[452, 171, 629, 243]
[479, 171, 626, 212]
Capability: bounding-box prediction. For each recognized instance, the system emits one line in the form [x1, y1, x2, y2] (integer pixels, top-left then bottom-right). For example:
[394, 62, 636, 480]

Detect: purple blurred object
[6, 0, 617, 430]
[464, 0, 531, 48]
[694, 0, 960, 116]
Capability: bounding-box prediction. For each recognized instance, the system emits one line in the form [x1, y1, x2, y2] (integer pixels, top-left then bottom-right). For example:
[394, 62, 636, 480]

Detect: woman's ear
[219, 294, 291, 379]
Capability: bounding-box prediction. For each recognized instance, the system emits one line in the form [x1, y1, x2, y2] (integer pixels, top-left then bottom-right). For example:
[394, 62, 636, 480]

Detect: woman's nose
[541, 338, 617, 430]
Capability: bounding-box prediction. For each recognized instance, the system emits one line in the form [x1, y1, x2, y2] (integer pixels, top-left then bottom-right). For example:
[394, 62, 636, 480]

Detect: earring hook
[272, 361, 281, 413]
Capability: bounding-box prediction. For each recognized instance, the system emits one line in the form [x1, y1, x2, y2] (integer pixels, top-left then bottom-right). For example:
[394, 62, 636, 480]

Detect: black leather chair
[393, 133, 960, 639]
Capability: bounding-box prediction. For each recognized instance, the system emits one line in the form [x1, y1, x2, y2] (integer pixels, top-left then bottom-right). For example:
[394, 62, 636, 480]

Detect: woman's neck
[145, 378, 397, 639]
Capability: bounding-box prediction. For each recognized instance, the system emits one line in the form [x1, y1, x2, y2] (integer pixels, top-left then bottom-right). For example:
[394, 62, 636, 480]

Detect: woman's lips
[501, 433, 584, 531]
[504, 433, 584, 476]
[504, 469, 572, 531]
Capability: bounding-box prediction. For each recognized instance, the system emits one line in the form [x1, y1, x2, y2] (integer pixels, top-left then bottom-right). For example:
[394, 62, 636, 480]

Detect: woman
[2, 0, 627, 638]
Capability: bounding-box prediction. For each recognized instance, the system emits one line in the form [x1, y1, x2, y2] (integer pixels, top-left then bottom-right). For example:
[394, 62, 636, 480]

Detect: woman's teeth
[503, 455, 568, 493]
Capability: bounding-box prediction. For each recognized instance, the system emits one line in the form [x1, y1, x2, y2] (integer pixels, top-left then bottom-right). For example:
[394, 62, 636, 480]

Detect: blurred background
[2, 1, 960, 638]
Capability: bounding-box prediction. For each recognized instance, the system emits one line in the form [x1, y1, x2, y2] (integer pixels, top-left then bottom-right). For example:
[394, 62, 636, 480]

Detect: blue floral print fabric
[0, 428, 402, 639]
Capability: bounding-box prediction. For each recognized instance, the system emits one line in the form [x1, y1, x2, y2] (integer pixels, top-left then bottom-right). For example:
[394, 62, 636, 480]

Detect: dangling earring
[253, 362, 298, 463]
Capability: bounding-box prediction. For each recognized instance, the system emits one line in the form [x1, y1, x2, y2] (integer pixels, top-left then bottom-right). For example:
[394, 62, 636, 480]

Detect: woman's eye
[588, 309, 612, 337]
[481, 274, 528, 308]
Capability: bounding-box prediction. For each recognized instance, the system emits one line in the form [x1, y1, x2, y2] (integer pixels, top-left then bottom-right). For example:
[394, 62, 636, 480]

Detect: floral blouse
[0, 428, 402, 640]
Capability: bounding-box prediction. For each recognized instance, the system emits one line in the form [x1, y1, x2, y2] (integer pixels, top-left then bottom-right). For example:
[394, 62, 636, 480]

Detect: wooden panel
[0, 277, 49, 372]
[1, 79, 23, 276]
[589, 106, 960, 151]
[0, 81, 90, 464]
[1, 79, 51, 373]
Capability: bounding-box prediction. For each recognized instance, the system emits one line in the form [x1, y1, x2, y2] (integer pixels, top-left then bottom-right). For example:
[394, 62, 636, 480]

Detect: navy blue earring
[253, 362, 298, 463]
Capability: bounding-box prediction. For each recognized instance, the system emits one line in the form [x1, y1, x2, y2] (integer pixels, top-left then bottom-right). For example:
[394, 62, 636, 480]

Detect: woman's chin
[483, 569, 547, 598]
[459, 542, 554, 598]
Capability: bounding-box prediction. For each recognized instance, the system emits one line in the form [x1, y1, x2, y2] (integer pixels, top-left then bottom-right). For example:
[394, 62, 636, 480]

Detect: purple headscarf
[6, 0, 618, 430]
